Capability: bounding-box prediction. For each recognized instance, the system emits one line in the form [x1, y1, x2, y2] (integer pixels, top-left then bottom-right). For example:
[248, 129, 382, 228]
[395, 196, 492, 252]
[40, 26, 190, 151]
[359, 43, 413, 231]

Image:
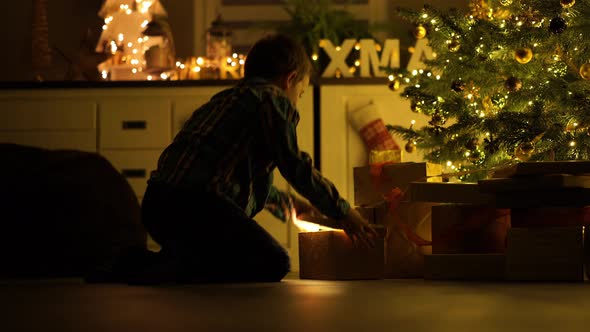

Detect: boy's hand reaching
[289, 195, 377, 248]
[341, 208, 378, 248]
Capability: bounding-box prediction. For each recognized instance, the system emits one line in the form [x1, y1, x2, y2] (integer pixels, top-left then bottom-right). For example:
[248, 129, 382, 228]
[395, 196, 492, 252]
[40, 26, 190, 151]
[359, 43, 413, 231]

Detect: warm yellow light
[176, 61, 181, 67]
[118, 33, 124, 42]
[141, 20, 149, 28]
[102, 25, 108, 30]
[232, 53, 238, 58]
[388, 74, 395, 81]
[447, 161, 452, 166]
[147, 75, 153, 81]
[160, 73, 169, 80]
[411, 120, 416, 125]
[311, 54, 319, 61]
[192, 66, 201, 72]
[293, 213, 339, 233]
[110, 41, 118, 54]
[570, 141, 576, 147]
[355, 42, 361, 50]
[196, 57, 205, 65]
[354, 60, 361, 67]
[126, 9, 133, 15]
[132, 68, 138, 74]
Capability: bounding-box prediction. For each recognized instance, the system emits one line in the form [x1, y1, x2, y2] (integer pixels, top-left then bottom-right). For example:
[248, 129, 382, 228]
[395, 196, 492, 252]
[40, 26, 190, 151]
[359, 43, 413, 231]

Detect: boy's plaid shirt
[149, 78, 350, 221]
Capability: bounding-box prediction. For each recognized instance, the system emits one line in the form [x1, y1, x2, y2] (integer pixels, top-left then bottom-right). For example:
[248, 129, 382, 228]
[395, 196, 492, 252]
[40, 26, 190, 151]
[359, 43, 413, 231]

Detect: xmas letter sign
[320, 38, 434, 78]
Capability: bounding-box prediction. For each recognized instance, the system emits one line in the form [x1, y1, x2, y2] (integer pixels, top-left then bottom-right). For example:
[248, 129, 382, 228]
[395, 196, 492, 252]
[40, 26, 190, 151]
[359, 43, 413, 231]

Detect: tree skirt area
[1, 276, 589, 332]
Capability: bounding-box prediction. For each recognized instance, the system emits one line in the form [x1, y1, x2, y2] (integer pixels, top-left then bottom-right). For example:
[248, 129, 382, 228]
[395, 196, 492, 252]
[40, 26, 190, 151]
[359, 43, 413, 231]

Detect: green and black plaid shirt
[149, 77, 350, 221]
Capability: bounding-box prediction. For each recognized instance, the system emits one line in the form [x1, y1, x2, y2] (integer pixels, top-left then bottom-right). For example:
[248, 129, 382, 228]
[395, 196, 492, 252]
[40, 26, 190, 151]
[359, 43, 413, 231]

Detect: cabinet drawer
[100, 99, 171, 149]
[0, 131, 97, 152]
[0, 99, 96, 130]
[100, 149, 162, 197]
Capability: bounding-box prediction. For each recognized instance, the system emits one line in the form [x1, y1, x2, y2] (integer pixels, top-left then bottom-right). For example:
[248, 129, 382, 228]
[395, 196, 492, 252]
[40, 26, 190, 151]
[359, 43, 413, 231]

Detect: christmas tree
[387, 0, 590, 181]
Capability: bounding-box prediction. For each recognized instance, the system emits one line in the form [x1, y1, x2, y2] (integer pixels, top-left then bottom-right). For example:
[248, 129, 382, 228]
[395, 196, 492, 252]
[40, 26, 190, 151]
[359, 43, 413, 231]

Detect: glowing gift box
[296, 214, 385, 280]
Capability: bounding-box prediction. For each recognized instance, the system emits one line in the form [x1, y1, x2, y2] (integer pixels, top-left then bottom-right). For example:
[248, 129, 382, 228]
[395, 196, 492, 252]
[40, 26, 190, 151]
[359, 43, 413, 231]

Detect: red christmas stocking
[349, 103, 400, 164]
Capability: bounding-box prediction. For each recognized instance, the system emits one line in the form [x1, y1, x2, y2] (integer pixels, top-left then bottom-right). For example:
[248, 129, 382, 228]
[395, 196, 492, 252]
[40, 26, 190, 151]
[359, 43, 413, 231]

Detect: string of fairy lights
[98, 0, 246, 81]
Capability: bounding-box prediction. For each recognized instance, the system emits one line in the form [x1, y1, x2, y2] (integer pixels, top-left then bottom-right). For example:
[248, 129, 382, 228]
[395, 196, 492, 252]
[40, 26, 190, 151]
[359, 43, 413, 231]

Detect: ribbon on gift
[383, 187, 433, 247]
[370, 162, 432, 246]
[369, 162, 520, 248]
[434, 207, 510, 249]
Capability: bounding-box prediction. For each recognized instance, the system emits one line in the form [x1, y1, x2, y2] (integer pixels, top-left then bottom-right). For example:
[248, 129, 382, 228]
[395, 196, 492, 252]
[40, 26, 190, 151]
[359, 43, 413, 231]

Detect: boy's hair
[244, 34, 311, 83]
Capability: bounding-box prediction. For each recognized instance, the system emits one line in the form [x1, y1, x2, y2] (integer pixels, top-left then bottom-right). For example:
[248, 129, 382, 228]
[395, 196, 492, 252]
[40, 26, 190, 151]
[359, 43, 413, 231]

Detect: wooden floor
[1, 276, 589, 332]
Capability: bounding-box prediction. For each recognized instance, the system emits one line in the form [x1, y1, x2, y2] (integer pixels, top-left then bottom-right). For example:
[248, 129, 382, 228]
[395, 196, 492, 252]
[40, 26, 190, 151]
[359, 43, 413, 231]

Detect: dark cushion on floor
[0, 143, 147, 278]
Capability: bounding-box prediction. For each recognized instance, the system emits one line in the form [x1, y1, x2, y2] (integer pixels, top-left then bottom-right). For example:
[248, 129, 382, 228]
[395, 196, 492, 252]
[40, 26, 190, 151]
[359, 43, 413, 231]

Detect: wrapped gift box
[505, 226, 586, 281]
[372, 201, 433, 278]
[424, 254, 505, 280]
[298, 228, 385, 280]
[353, 162, 442, 207]
[431, 204, 510, 254]
[409, 182, 494, 205]
[511, 207, 590, 227]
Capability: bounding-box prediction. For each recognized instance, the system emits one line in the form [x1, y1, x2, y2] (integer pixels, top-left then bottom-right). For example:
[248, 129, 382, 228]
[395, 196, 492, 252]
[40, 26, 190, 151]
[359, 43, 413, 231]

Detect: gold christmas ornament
[448, 40, 461, 52]
[414, 25, 427, 39]
[514, 142, 534, 161]
[388, 79, 401, 91]
[405, 141, 417, 153]
[500, 0, 512, 5]
[566, 119, 579, 133]
[561, 0, 575, 8]
[515, 48, 533, 64]
[579, 63, 590, 80]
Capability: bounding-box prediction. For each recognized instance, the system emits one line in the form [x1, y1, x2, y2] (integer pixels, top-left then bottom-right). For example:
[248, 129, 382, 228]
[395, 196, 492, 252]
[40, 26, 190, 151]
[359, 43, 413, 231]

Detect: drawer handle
[121, 169, 147, 178]
[122, 120, 147, 130]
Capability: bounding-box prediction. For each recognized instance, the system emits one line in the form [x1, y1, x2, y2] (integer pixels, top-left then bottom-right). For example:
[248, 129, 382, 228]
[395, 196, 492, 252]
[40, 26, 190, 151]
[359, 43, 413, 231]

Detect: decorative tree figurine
[96, 0, 174, 80]
[386, 0, 590, 181]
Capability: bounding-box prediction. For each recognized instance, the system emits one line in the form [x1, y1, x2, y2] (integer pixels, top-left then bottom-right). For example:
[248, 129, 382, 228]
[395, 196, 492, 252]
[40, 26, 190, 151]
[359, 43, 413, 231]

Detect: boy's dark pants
[141, 182, 290, 283]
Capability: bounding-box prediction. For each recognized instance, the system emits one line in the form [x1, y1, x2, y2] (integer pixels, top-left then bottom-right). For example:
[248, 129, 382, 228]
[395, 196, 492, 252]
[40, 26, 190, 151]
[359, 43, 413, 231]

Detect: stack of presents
[299, 161, 590, 282]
